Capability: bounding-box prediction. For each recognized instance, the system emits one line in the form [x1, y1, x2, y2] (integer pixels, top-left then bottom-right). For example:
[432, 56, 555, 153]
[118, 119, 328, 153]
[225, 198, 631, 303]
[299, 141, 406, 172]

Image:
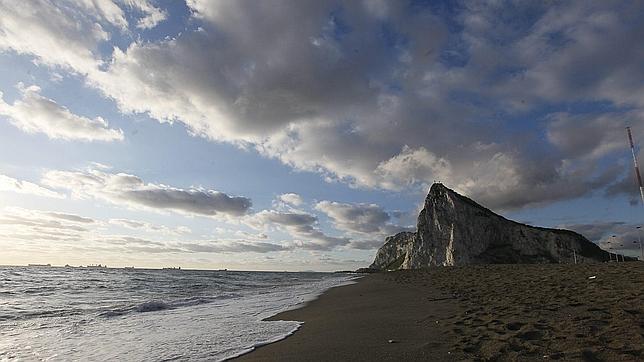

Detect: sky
[0, 0, 643, 271]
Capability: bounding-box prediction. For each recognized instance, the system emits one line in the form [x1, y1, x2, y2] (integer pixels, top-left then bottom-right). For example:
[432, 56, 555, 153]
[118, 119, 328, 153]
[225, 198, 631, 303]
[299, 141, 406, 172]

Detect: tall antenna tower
[627, 126, 644, 206]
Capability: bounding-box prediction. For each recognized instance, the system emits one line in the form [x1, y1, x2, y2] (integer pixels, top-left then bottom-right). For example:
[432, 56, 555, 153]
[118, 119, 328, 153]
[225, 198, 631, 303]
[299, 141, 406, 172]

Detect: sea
[0, 266, 357, 361]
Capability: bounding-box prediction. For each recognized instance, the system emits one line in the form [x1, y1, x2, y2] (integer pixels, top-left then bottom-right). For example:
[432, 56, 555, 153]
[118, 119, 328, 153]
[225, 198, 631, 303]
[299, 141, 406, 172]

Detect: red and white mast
[627, 126, 644, 206]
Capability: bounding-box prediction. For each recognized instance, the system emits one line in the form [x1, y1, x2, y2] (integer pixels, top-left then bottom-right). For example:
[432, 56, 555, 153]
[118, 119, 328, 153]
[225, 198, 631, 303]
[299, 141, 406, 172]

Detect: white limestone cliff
[369, 183, 622, 270]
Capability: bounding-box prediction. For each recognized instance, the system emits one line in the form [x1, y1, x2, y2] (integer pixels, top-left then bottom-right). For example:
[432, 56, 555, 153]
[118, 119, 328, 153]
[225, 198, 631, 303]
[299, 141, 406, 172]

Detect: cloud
[347, 239, 387, 250]
[0, 208, 94, 243]
[278, 193, 304, 207]
[108, 218, 191, 236]
[251, 210, 349, 250]
[98, 235, 165, 247]
[546, 111, 644, 161]
[315, 200, 407, 235]
[71, 0, 129, 30]
[0, 0, 105, 72]
[561, 221, 644, 252]
[68, 0, 167, 30]
[254, 210, 317, 227]
[46, 212, 95, 224]
[0, 207, 291, 255]
[181, 240, 288, 253]
[375, 146, 452, 191]
[0, 173, 65, 199]
[0, 84, 124, 141]
[42, 166, 252, 217]
[560, 222, 626, 242]
[124, 0, 167, 29]
[4, 1, 644, 211]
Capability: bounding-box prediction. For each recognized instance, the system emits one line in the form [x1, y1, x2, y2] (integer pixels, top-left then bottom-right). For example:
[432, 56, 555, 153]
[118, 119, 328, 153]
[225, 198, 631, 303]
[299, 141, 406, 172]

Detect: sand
[235, 263, 643, 361]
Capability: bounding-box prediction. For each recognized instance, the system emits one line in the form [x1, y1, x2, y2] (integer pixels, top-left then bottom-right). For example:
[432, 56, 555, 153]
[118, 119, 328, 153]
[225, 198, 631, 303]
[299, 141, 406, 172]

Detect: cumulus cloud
[315, 200, 407, 236]
[123, 0, 167, 29]
[0, 173, 65, 199]
[3, 1, 644, 210]
[42, 166, 252, 217]
[71, 0, 129, 30]
[0, 84, 124, 141]
[375, 146, 452, 191]
[251, 210, 349, 250]
[278, 193, 304, 207]
[0, 0, 106, 72]
[70, 0, 167, 30]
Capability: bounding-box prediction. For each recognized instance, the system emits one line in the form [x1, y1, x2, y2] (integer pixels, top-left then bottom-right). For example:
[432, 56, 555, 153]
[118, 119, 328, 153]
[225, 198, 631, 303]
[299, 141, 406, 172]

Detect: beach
[237, 263, 643, 361]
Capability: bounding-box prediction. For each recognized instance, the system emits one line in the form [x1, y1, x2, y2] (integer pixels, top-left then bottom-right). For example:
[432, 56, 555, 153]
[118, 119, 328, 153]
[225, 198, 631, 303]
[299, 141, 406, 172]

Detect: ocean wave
[97, 309, 128, 318]
[21, 308, 83, 319]
[136, 301, 171, 313]
[99, 294, 240, 318]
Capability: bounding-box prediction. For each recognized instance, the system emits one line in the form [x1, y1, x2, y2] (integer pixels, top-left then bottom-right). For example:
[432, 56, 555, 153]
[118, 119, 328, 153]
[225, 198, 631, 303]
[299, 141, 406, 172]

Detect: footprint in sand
[517, 330, 544, 341]
[505, 322, 524, 331]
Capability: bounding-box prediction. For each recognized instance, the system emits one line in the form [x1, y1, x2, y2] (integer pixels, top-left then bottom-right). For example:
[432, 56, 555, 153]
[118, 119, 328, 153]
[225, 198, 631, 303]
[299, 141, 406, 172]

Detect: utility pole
[627, 127, 644, 262]
[573, 249, 577, 264]
[638, 226, 644, 261]
[627, 127, 644, 205]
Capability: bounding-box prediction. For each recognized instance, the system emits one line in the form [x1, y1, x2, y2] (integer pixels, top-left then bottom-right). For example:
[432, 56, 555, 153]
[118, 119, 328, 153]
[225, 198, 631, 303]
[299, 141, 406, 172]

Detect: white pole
[573, 249, 577, 264]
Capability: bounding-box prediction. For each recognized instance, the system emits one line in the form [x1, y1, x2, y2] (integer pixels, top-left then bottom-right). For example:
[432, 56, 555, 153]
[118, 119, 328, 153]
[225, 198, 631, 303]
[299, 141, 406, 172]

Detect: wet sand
[236, 263, 643, 361]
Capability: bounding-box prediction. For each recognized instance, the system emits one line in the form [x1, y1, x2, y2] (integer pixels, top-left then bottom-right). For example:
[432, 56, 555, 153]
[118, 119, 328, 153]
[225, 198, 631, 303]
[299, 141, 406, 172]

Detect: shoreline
[234, 272, 457, 361]
[225, 275, 361, 361]
[235, 263, 643, 361]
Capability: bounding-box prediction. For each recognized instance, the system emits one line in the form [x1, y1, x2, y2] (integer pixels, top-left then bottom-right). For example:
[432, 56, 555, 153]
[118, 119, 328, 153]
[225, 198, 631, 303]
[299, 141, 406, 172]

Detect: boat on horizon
[27, 263, 51, 267]
[84, 264, 107, 269]
[162, 266, 181, 270]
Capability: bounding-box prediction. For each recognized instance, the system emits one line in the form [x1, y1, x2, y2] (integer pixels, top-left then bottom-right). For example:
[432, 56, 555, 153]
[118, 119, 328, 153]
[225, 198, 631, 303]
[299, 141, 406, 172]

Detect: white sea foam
[0, 267, 357, 361]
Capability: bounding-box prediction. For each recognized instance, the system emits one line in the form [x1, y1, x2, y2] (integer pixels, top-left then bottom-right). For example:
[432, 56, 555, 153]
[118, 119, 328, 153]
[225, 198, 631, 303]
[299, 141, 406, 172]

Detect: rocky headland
[369, 183, 633, 270]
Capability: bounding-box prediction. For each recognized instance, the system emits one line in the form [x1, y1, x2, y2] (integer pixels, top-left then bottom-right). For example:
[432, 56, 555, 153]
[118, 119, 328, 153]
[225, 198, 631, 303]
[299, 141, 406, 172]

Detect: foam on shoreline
[225, 275, 361, 361]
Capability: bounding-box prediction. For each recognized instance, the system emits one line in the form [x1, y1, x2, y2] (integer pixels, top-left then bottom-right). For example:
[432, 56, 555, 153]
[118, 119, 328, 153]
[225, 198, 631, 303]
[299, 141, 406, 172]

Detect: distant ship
[124, 266, 135, 269]
[162, 266, 181, 270]
[217, 269, 228, 271]
[84, 264, 107, 269]
[28, 263, 51, 267]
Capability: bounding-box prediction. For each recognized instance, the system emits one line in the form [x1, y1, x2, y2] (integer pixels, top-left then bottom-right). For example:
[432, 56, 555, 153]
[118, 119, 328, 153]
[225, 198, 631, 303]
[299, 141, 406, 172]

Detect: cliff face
[370, 183, 619, 270]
